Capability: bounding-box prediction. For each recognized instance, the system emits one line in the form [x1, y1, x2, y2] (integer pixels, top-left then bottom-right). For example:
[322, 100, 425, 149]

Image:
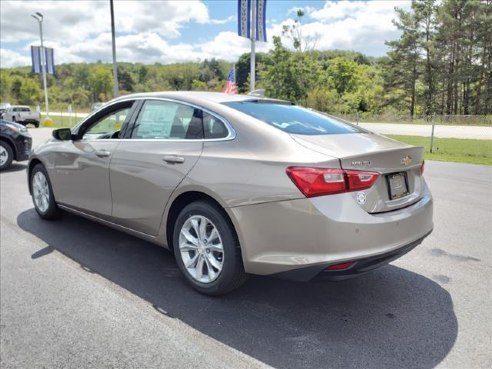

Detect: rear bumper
[272, 230, 431, 281]
[18, 118, 40, 124]
[229, 183, 433, 276]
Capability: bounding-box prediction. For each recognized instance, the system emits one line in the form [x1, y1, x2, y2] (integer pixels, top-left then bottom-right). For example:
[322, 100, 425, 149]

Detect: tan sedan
[28, 92, 433, 295]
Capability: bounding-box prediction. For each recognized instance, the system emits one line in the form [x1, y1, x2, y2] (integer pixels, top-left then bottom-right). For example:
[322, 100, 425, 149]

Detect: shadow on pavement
[1, 163, 27, 173]
[18, 209, 457, 369]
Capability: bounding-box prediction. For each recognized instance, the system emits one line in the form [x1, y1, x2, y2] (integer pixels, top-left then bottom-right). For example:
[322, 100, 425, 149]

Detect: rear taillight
[286, 167, 379, 197]
[420, 160, 425, 176]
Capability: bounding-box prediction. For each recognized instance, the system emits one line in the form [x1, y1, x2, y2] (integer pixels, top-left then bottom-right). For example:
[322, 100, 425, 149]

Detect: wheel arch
[165, 191, 242, 256]
[27, 158, 44, 195]
[0, 136, 17, 161]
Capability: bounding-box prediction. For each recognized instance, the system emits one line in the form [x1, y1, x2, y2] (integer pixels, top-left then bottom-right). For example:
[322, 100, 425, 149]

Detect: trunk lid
[291, 132, 425, 213]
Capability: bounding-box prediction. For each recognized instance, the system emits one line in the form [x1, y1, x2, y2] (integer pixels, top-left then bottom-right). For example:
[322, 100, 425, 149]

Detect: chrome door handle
[95, 150, 111, 158]
[163, 155, 185, 164]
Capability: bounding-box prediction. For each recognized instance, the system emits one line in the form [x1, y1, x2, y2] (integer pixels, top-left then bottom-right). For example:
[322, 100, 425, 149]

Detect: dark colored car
[0, 119, 32, 170]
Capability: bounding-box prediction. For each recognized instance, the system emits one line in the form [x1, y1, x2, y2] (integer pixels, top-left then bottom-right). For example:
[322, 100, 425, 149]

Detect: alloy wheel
[0, 145, 8, 166]
[179, 215, 224, 283]
[32, 171, 50, 213]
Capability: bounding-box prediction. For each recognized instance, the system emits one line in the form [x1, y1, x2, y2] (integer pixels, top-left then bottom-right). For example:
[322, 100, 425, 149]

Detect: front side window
[82, 107, 130, 140]
[131, 100, 203, 139]
[223, 101, 362, 135]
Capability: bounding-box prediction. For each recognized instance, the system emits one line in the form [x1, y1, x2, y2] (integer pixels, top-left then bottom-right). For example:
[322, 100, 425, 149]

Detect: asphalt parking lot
[1, 129, 491, 369]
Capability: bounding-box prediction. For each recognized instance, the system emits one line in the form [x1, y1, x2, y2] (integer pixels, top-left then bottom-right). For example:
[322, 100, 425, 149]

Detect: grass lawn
[387, 135, 492, 165]
[41, 115, 82, 128]
[38, 115, 491, 165]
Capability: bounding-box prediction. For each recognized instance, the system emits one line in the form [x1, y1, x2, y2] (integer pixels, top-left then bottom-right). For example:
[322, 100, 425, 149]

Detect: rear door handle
[163, 155, 185, 164]
[95, 149, 111, 158]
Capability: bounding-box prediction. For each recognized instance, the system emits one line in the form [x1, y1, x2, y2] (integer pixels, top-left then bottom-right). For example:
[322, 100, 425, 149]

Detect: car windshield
[223, 101, 361, 135]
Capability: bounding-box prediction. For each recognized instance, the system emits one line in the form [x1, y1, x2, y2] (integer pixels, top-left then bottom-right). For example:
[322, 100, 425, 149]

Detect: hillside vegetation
[0, 0, 490, 119]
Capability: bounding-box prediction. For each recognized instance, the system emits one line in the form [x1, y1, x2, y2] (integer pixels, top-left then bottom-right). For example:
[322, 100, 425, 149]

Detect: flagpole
[250, 0, 256, 92]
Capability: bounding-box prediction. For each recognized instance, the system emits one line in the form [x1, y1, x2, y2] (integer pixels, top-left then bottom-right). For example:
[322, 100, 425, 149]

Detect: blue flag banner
[45, 47, 55, 75]
[238, 0, 251, 39]
[31, 46, 42, 74]
[31, 46, 56, 75]
[256, 0, 267, 42]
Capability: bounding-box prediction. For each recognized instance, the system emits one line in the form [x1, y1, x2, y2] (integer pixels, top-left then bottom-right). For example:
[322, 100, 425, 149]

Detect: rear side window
[132, 100, 203, 139]
[223, 101, 361, 135]
[203, 113, 229, 139]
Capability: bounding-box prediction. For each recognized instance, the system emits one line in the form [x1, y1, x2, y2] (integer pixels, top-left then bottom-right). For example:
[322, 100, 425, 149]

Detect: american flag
[223, 68, 238, 94]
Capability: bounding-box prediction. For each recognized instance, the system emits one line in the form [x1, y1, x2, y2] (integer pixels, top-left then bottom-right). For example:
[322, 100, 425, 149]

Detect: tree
[386, 0, 491, 116]
[236, 52, 270, 92]
[414, 0, 438, 115]
[327, 57, 360, 96]
[386, 6, 420, 116]
[0, 72, 12, 101]
[262, 37, 328, 104]
[118, 65, 135, 93]
[19, 78, 42, 105]
[88, 65, 113, 101]
[199, 59, 224, 82]
[281, 9, 319, 52]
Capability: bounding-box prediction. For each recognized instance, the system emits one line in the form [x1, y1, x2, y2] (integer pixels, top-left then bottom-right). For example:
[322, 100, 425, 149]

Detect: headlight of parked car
[5, 122, 29, 134]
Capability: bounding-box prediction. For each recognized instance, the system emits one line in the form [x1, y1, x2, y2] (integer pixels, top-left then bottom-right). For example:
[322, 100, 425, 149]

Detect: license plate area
[386, 172, 409, 200]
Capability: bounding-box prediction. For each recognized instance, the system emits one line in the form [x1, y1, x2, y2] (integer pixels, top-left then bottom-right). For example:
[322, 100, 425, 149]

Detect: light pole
[31, 12, 50, 119]
[110, 0, 119, 98]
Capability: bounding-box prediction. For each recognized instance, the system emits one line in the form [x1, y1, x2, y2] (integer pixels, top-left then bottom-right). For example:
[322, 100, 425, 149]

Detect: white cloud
[270, 0, 411, 55]
[0, 0, 212, 43]
[0, 48, 31, 68]
[195, 31, 269, 62]
[0, 0, 410, 67]
[209, 16, 235, 25]
[287, 6, 317, 17]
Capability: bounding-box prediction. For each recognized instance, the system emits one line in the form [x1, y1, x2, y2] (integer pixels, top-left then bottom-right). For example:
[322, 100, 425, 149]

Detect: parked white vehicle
[0, 102, 11, 117]
[4, 106, 41, 127]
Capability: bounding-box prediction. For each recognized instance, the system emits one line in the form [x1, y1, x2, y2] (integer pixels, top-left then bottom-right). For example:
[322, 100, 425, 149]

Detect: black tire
[33, 121, 40, 128]
[30, 164, 60, 220]
[12, 116, 16, 122]
[173, 201, 247, 295]
[0, 141, 14, 170]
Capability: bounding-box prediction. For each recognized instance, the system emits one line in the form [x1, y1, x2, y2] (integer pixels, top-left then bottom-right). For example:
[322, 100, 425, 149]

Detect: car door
[109, 99, 204, 235]
[50, 100, 137, 218]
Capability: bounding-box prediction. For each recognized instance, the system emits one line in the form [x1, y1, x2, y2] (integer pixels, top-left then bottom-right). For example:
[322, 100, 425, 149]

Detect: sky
[0, 0, 411, 68]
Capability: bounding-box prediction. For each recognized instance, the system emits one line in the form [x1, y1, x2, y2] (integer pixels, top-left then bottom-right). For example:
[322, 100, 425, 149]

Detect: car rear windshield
[223, 101, 361, 135]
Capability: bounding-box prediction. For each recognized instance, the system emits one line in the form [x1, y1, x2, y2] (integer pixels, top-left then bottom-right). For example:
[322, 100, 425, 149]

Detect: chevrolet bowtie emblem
[401, 155, 413, 166]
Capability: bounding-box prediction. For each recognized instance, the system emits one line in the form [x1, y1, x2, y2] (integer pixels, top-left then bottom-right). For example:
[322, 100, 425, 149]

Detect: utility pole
[31, 12, 49, 119]
[110, 0, 119, 98]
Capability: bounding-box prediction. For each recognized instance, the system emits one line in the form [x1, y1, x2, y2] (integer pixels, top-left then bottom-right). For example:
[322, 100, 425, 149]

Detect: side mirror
[52, 128, 74, 141]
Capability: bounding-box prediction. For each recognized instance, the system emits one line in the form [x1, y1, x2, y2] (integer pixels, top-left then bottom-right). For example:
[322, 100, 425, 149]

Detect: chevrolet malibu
[28, 92, 433, 295]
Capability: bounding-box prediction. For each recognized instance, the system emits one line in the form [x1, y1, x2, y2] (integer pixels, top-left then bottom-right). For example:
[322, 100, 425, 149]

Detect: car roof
[112, 91, 290, 105]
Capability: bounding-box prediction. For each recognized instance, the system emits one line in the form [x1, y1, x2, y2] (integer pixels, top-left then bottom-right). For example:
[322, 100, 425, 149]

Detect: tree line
[0, 0, 490, 117]
[385, 0, 491, 116]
